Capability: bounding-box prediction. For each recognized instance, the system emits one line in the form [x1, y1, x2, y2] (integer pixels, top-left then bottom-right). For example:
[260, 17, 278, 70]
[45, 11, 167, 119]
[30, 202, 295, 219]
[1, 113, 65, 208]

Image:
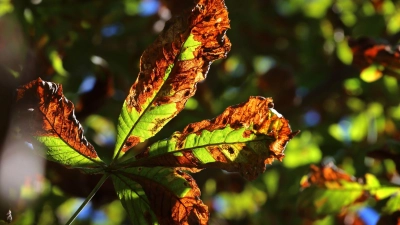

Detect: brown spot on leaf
[184, 90, 190, 97]
[243, 129, 252, 138]
[122, 136, 141, 153]
[177, 141, 184, 149]
[207, 146, 228, 163]
[186, 126, 194, 133]
[138, 72, 145, 80]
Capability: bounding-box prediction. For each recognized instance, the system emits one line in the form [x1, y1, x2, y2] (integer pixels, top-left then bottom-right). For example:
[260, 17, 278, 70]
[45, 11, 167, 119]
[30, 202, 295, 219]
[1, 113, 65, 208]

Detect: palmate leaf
[15, 78, 104, 170]
[113, 0, 231, 159]
[111, 167, 207, 225]
[123, 96, 298, 180]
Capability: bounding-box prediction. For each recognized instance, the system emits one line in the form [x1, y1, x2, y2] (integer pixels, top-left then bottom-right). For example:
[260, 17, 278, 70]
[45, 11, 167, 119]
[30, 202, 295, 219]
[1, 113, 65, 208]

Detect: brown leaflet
[15, 78, 98, 159]
[121, 0, 231, 151]
[301, 162, 357, 188]
[133, 96, 298, 180]
[349, 37, 400, 71]
[119, 169, 208, 225]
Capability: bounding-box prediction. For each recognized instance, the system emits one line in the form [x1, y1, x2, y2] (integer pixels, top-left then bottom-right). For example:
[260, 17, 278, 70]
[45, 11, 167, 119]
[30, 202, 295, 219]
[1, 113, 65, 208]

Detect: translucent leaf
[372, 187, 400, 200]
[365, 173, 380, 188]
[298, 163, 366, 219]
[382, 194, 400, 214]
[125, 96, 298, 180]
[112, 167, 208, 225]
[113, 0, 232, 159]
[15, 78, 104, 169]
[337, 39, 353, 65]
[360, 64, 383, 83]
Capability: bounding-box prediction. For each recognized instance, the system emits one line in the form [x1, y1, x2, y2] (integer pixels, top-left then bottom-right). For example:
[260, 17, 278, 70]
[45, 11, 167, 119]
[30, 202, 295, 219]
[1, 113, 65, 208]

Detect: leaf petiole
[65, 174, 110, 225]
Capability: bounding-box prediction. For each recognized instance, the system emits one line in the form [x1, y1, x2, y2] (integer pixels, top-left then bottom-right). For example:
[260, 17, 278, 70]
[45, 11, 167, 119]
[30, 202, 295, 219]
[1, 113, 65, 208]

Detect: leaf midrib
[40, 103, 104, 167]
[119, 135, 275, 168]
[112, 30, 197, 162]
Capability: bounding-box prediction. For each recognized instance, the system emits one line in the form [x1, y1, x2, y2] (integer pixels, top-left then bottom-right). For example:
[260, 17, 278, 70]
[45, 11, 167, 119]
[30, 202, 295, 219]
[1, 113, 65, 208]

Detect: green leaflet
[111, 167, 207, 225]
[114, 101, 177, 158]
[36, 136, 103, 168]
[365, 173, 400, 200]
[382, 194, 400, 214]
[297, 180, 365, 219]
[113, 33, 203, 159]
[140, 125, 263, 162]
[112, 173, 159, 225]
[124, 126, 279, 180]
[119, 96, 295, 180]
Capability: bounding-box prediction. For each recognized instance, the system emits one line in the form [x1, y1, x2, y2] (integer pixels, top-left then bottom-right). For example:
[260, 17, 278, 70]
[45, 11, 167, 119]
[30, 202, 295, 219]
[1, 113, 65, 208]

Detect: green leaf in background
[360, 64, 383, 83]
[283, 131, 322, 168]
[111, 167, 208, 225]
[382, 194, 400, 214]
[297, 163, 366, 219]
[15, 78, 104, 170]
[111, 173, 158, 225]
[365, 173, 400, 200]
[113, 0, 232, 159]
[125, 96, 297, 180]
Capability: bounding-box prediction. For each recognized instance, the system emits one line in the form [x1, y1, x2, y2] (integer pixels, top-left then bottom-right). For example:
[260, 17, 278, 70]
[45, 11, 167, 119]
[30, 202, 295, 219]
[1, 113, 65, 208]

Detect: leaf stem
[65, 174, 109, 225]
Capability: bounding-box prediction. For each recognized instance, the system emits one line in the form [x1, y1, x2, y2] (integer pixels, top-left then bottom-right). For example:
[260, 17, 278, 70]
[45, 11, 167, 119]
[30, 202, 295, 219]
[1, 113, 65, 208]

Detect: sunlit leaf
[298, 163, 366, 219]
[15, 78, 104, 169]
[213, 184, 266, 220]
[283, 131, 322, 168]
[49, 50, 68, 77]
[125, 96, 298, 180]
[365, 173, 400, 200]
[360, 64, 383, 83]
[112, 167, 208, 225]
[382, 194, 400, 214]
[337, 39, 353, 65]
[373, 187, 400, 200]
[113, 0, 232, 159]
[0, 0, 13, 17]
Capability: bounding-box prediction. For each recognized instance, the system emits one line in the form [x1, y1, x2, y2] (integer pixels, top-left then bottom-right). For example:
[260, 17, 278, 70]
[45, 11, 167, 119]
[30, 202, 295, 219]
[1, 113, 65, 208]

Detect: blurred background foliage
[2, 0, 400, 224]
